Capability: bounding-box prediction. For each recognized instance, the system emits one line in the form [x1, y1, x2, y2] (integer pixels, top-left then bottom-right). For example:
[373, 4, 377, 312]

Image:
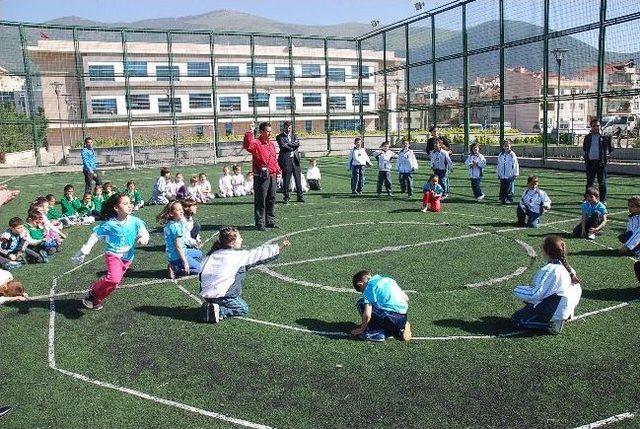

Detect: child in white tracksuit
[497, 140, 520, 204]
[465, 143, 487, 200]
[373, 141, 396, 196]
[199, 227, 290, 322]
[512, 235, 582, 334]
[231, 165, 246, 197]
[430, 139, 453, 199]
[396, 138, 419, 197]
[218, 166, 234, 198]
[517, 175, 551, 228]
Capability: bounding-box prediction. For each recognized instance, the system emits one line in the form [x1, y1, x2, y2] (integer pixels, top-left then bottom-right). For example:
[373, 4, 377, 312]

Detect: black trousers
[254, 173, 277, 227]
[83, 169, 102, 194]
[280, 158, 303, 200]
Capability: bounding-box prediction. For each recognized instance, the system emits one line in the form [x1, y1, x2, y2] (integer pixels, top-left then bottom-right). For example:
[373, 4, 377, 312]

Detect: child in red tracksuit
[421, 174, 444, 212]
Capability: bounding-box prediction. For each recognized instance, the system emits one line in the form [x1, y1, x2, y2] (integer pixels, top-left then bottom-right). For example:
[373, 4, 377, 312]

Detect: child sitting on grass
[92, 185, 105, 217]
[421, 174, 444, 213]
[0, 217, 45, 269]
[197, 173, 213, 202]
[573, 187, 607, 240]
[158, 201, 202, 279]
[60, 184, 81, 224]
[199, 227, 290, 323]
[244, 172, 254, 196]
[516, 176, 551, 228]
[24, 209, 58, 260]
[218, 166, 234, 198]
[306, 159, 321, 191]
[103, 182, 117, 199]
[619, 196, 640, 258]
[181, 198, 202, 249]
[231, 165, 246, 197]
[351, 270, 411, 342]
[124, 180, 144, 211]
[0, 269, 27, 305]
[512, 235, 582, 335]
[77, 193, 96, 224]
[151, 167, 173, 205]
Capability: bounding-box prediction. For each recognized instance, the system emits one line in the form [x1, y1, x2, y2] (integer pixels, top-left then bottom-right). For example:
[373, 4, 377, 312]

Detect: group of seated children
[275, 159, 322, 194]
[217, 165, 254, 198]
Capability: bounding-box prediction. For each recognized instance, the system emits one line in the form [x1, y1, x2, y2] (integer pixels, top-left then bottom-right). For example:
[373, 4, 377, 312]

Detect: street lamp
[513, 95, 519, 130]
[50, 81, 67, 162]
[553, 48, 568, 145]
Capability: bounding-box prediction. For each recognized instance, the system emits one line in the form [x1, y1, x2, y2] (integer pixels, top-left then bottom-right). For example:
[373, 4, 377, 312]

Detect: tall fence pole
[405, 23, 411, 142]
[121, 29, 135, 169]
[209, 33, 220, 160]
[596, 0, 607, 120]
[462, 3, 469, 153]
[19, 25, 41, 167]
[324, 38, 331, 151]
[73, 27, 88, 141]
[542, 0, 550, 161]
[357, 39, 365, 143]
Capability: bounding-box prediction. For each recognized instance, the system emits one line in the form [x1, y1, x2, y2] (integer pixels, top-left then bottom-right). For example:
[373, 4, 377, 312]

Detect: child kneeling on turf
[516, 175, 551, 228]
[421, 174, 444, 212]
[199, 227, 290, 322]
[512, 235, 581, 335]
[619, 196, 640, 258]
[573, 187, 607, 240]
[351, 271, 411, 342]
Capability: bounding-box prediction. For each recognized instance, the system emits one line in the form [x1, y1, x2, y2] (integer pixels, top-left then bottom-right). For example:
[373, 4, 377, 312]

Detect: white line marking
[571, 299, 640, 321]
[464, 267, 528, 288]
[57, 254, 103, 278]
[0, 175, 16, 185]
[173, 280, 203, 304]
[515, 239, 538, 258]
[256, 266, 358, 294]
[572, 412, 638, 429]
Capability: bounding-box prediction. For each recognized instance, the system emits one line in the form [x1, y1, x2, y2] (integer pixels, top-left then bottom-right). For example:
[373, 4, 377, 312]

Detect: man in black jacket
[426, 125, 451, 154]
[276, 121, 304, 203]
[583, 118, 613, 203]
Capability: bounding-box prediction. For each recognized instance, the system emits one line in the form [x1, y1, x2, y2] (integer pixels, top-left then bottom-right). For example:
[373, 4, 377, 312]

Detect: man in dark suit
[276, 121, 304, 203]
[583, 118, 614, 204]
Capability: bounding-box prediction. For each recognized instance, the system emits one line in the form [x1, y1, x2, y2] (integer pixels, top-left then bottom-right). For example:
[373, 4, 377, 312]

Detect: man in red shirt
[244, 122, 282, 231]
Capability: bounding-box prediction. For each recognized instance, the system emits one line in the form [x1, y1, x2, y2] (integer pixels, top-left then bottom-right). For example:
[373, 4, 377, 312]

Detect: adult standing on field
[583, 118, 613, 204]
[276, 121, 304, 203]
[243, 122, 281, 231]
[426, 125, 451, 155]
[81, 137, 102, 194]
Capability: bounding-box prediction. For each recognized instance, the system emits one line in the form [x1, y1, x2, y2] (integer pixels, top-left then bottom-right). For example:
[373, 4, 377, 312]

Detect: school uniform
[151, 176, 172, 205]
[231, 173, 246, 196]
[619, 213, 640, 257]
[397, 148, 419, 197]
[465, 153, 487, 199]
[430, 149, 452, 196]
[497, 151, 520, 203]
[218, 175, 233, 198]
[347, 147, 371, 194]
[373, 150, 396, 195]
[0, 228, 45, 267]
[356, 274, 409, 342]
[512, 261, 582, 333]
[164, 220, 202, 277]
[244, 177, 254, 195]
[306, 166, 321, 191]
[517, 188, 551, 227]
[572, 201, 607, 237]
[422, 182, 444, 212]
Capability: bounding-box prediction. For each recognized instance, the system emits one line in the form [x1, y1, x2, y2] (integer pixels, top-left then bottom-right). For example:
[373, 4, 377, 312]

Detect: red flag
[40, 31, 50, 40]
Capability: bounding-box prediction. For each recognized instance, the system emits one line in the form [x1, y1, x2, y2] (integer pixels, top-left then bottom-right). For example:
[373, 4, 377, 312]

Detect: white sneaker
[587, 233, 596, 240]
[213, 303, 220, 323]
[401, 321, 412, 341]
[477, 194, 485, 201]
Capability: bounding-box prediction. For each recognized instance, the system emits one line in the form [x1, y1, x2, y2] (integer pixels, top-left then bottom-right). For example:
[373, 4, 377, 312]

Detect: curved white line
[572, 412, 638, 429]
[464, 266, 528, 288]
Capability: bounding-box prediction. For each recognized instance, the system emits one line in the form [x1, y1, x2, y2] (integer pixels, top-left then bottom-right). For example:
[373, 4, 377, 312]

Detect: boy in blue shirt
[351, 270, 411, 342]
[573, 187, 608, 240]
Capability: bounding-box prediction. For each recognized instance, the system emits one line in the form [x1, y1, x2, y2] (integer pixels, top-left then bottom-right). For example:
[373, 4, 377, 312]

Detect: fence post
[462, 3, 470, 153]
[542, 0, 550, 161]
[19, 25, 41, 167]
[596, 0, 607, 120]
[405, 23, 411, 142]
[209, 33, 220, 160]
[324, 38, 331, 151]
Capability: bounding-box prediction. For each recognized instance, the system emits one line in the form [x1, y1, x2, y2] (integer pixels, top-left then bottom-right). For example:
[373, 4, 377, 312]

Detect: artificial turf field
[1, 156, 639, 429]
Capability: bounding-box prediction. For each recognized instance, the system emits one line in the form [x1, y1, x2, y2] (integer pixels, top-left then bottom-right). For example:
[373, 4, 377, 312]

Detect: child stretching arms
[516, 176, 551, 228]
[157, 201, 202, 279]
[573, 187, 607, 240]
[73, 194, 149, 310]
[512, 235, 581, 335]
[421, 174, 444, 212]
[199, 227, 290, 322]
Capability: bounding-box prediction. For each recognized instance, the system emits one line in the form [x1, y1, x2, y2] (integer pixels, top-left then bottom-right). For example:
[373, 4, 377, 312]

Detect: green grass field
[1, 157, 639, 429]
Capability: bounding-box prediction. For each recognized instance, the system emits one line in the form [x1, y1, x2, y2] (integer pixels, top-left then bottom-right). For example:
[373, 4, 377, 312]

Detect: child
[24, 209, 57, 259]
[573, 187, 608, 240]
[291, 174, 308, 194]
[103, 182, 117, 199]
[77, 193, 96, 224]
[421, 174, 444, 213]
[151, 167, 173, 205]
[199, 227, 290, 322]
[182, 199, 202, 249]
[430, 139, 453, 199]
[397, 137, 419, 197]
[306, 159, 321, 191]
[244, 172, 254, 196]
[169, 173, 185, 200]
[218, 166, 233, 198]
[197, 173, 213, 202]
[73, 193, 149, 310]
[465, 143, 487, 201]
[0, 217, 45, 269]
[0, 269, 27, 305]
[124, 180, 144, 211]
[373, 141, 396, 197]
[512, 235, 582, 335]
[231, 165, 246, 197]
[347, 137, 372, 195]
[516, 176, 551, 228]
[60, 184, 81, 222]
[351, 270, 411, 342]
[619, 196, 640, 258]
[497, 139, 520, 204]
[157, 201, 202, 279]
[92, 185, 105, 217]
[46, 194, 71, 227]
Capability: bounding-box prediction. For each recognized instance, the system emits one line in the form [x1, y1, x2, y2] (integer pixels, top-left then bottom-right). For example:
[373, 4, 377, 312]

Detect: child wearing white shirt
[373, 141, 396, 197]
[430, 139, 453, 199]
[396, 138, 419, 197]
[306, 159, 321, 191]
[244, 172, 254, 195]
[186, 176, 202, 202]
[465, 143, 487, 200]
[218, 166, 233, 198]
[497, 140, 520, 204]
[231, 165, 246, 197]
[197, 173, 213, 202]
[346, 137, 372, 194]
[517, 175, 552, 228]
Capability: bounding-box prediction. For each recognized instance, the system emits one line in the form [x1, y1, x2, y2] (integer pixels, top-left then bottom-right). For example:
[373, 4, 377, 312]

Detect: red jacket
[243, 131, 281, 175]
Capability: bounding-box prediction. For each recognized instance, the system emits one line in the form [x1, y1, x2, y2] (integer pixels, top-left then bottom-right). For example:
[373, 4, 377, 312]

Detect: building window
[351, 65, 370, 77]
[91, 98, 117, 114]
[329, 96, 346, 110]
[225, 122, 233, 135]
[305, 120, 313, 133]
[218, 66, 240, 81]
[127, 94, 150, 110]
[352, 93, 370, 106]
[156, 66, 180, 82]
[88, 65, 115, 81]
[187, 62, 210, 77]
[219, 96, 242, 111]
[328, 67, 345, 82]
[302, 93, 322, 107]
[246, 63, 267, 77]
[248, 93, 269, 108]
[158, 97, 182, 113]
[275, 67, 291, 82]
[0, 92, 13, 104]
[328, 119, 359, 131]
[276, 96, 293, 110]
[124, 61, 147, 77]
[189, 93, 212, 109]
[301, 64, 321, 78]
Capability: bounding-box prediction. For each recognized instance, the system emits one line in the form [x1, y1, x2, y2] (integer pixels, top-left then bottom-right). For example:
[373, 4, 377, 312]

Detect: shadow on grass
[200, 224, 258, 232]
[571, 248, 620, 257]
[388, 208, 422, 214]
[125, 268, 170, 279]
[6, 298, 84, 320]
[138, 244, 165, 253]
[134, 305, 199, 323]
[296, 318, 358, 336]
[582, 287, 639, 302]
[432, 316, 516, 336]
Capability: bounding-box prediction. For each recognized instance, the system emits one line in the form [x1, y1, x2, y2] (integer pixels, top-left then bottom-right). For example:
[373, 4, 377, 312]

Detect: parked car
[602, 115, 638, 137]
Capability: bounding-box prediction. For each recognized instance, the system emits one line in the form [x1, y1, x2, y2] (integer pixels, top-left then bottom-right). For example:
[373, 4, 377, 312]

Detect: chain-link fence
[0, 0, 639, 168]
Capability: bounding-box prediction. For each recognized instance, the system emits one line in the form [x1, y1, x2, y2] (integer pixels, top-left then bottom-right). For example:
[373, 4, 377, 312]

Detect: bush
[0, 105, 47, 154]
